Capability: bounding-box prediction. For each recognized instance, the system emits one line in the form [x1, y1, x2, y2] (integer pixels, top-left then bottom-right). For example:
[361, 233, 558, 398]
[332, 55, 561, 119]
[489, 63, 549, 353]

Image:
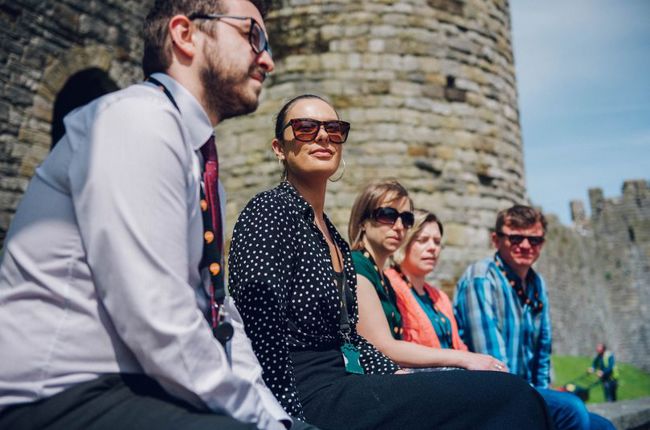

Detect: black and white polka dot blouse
[229, 181, 398, 418]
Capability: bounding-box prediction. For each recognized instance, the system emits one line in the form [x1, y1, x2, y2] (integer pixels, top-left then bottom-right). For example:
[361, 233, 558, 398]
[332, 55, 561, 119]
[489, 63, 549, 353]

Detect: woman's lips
[310, 149, 334, 158]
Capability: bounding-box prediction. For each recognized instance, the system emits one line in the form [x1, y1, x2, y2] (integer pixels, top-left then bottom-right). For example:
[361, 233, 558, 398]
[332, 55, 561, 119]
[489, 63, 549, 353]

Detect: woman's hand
[462, 352, 509, 372]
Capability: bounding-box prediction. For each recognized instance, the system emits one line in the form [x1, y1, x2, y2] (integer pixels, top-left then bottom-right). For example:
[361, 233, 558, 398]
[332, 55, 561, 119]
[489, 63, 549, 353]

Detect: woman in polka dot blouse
[228, 95, 553, 429]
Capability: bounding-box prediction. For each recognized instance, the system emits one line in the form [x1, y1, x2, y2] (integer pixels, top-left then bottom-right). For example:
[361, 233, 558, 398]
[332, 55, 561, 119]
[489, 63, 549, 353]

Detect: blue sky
[510, 0, 650, 224]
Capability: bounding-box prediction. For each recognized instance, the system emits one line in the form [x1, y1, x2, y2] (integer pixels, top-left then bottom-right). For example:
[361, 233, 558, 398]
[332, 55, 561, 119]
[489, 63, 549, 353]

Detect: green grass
[552, 355, 650, 404]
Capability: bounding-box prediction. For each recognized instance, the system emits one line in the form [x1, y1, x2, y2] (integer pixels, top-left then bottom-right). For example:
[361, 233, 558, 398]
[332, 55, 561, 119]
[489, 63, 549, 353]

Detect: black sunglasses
[188, 13, 272, 56]
[497, 232, 545, 246]
[371, 207, 415, 229]
[283, 118, 351, 144]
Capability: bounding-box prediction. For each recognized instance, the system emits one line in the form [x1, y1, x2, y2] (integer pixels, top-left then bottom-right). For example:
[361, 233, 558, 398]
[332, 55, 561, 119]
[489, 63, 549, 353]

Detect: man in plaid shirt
[455, 205, 613, 430]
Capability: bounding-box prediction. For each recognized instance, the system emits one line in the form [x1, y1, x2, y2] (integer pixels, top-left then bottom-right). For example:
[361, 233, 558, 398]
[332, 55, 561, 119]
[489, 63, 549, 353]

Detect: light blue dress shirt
[0, 73, 289, 429]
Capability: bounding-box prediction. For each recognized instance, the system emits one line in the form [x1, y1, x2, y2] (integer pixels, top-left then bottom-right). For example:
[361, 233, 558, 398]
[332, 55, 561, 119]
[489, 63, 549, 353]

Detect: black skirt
[292, 349, 552, 430]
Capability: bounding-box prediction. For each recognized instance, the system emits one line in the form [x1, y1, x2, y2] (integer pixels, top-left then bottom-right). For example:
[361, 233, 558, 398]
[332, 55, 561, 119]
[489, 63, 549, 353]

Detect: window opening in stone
[51, 68, 119, 149]
[446, 75, 456, 88]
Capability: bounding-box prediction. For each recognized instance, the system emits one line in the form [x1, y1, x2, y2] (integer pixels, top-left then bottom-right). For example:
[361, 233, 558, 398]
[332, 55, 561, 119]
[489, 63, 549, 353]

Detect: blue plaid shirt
[453, 254, 552, 388]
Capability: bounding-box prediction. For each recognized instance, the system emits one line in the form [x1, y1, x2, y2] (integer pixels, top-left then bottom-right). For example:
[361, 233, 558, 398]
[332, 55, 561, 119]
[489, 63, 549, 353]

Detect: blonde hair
[348, 179, 413, 250]
[392, 209, 444, 265]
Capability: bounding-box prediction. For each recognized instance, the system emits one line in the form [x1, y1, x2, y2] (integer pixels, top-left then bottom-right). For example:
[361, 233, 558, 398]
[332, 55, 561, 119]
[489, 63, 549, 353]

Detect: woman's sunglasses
[371, 207, 415, 229]
[496, 232, 545, 246]
[283, 118, 351, 144]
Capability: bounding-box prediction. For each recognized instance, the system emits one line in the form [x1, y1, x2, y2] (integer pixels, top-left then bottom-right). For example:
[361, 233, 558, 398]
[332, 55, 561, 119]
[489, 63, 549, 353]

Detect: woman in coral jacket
[386, 209, 469, 350]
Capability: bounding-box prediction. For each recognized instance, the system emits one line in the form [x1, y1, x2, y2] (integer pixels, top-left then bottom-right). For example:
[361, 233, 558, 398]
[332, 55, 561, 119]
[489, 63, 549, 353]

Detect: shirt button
[210, 263, 221, 276]
[204, 231, 214, 244]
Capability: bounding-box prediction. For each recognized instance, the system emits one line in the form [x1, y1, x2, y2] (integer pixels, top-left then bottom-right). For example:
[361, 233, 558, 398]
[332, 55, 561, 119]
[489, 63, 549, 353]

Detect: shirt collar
[147, 73, 214, 150]
[277, 181, 348, 247]
[278, 181, 315, 222]
[494, 252, 537, 286]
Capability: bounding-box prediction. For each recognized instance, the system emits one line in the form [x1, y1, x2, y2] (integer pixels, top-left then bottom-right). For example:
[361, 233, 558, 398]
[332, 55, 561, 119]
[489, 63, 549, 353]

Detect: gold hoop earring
[329, 158, 346, 182]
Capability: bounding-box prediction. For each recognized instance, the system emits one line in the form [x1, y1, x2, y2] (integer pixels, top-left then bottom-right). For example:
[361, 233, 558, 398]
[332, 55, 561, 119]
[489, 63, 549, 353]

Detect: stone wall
[0, 0, 151, 240]
[1, 0, 526, 295]
[219, 0, 526, 293]
[539, 180, 650, 371]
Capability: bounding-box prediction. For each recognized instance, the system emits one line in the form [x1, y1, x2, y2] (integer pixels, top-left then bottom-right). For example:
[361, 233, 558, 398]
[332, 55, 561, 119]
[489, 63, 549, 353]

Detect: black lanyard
[494, 254, 543, 313]
[331, 242, 352, 338]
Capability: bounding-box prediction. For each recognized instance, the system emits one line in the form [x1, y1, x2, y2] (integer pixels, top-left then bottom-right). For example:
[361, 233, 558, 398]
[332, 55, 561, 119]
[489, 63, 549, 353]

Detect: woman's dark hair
[273, 94, 338, 141]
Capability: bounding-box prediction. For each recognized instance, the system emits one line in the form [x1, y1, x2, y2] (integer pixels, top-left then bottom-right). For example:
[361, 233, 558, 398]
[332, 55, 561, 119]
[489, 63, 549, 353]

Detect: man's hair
[142, 0, 270, 77]
[495, 204, 547, 233]
[392, 209, 443, 265]
[348, 179, 413, 250]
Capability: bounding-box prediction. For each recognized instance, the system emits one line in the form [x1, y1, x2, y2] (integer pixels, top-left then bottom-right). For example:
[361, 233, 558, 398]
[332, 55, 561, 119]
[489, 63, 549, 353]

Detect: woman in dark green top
[351, 248, 403, 339]
[350, 180, 508, 371]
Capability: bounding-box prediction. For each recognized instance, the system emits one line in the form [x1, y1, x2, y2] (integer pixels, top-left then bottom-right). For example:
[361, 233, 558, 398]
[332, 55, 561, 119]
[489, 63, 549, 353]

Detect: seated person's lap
[301, 370, 551, 430]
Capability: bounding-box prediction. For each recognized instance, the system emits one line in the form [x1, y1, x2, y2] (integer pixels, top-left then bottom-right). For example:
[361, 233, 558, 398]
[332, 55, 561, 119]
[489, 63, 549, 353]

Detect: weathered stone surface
[589, 397, 650, 430]
[0, 0, 152, 241]
[540, 180, 650, 372]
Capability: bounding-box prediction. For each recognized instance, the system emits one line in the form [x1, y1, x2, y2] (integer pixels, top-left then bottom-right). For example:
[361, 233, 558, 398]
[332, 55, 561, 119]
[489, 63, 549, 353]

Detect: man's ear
[168, 15, 197, 60]
[490, 231, 499, 248]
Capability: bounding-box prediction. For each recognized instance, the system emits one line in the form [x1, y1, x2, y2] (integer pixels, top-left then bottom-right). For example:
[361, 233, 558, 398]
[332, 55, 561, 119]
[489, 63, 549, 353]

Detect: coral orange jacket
[385, 268, 467, 351]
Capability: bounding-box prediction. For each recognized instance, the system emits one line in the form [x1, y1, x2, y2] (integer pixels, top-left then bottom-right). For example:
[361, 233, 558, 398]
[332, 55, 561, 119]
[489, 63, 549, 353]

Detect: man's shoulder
[237, 184, 297, 226]
[66, 83, 175, 132]
[460, 256, 497, 283]
[96, 83, 171, 115]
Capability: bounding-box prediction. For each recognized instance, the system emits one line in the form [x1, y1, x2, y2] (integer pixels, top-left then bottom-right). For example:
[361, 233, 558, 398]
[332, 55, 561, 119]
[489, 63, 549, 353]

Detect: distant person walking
[589, 343, 618, 402]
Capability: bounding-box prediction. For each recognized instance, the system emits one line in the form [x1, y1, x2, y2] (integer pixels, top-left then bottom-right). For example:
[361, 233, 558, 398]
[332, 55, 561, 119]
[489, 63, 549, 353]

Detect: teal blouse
[411, 289, 453, 349]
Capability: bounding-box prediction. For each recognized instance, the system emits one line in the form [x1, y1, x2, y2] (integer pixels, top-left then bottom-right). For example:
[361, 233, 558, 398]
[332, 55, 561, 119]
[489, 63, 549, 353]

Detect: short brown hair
[142, 0, 270, 76]
[495, 204, 547, 233]
[392, 209, 443, 265]
[348, 179, 413, 250]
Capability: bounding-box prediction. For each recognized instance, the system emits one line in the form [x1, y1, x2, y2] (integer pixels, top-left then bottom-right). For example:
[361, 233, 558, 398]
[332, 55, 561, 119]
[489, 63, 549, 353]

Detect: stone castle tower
[219, 0, 526, 291]
[1, 0, 525, 294]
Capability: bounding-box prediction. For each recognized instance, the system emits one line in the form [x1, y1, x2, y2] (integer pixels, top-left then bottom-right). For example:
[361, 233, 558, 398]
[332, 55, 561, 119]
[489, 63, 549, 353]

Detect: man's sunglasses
[188, 13, 272, 56]
[283, 118, 351, 144]
[371, 207, 415, 229]
[497, 232, 545, 246]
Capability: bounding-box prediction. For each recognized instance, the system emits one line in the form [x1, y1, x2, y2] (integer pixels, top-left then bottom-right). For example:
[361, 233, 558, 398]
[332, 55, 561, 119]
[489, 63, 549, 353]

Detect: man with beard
[0, 1, 313, 429]
[454, 205, 614, 430]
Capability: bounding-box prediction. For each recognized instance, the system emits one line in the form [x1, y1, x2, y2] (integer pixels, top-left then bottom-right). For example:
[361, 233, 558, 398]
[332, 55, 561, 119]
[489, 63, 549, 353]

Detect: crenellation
[540, 179, 650, 371]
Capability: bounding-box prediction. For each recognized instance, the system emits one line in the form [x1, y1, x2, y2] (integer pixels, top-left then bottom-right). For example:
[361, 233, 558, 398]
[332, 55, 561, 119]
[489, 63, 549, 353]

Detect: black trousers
[300, 370, 554, 430]
[0, 374, 257, 430]
[602, 379, 618, 402]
